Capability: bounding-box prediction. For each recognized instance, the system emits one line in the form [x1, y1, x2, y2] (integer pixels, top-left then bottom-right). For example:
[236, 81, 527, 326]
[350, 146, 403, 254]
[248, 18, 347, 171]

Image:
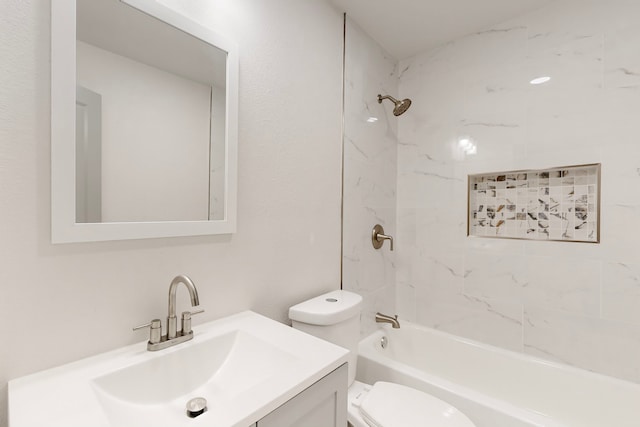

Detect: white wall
[397, 0, 640, 383]
[342, 18, 397, 337]
[0, 1, 343, 425]
[77, 41, 212, 222]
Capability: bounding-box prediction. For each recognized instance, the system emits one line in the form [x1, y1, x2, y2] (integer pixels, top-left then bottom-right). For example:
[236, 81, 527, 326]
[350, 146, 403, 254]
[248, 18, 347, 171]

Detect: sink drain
[186, 397, 207, 418]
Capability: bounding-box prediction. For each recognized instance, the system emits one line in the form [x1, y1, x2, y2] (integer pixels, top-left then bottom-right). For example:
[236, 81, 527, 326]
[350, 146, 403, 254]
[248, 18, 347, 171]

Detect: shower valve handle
[372, 224, 394, 251]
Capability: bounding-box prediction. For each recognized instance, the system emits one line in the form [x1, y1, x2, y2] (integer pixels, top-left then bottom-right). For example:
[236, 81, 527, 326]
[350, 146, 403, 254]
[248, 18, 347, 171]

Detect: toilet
[289, 290, 476, 427]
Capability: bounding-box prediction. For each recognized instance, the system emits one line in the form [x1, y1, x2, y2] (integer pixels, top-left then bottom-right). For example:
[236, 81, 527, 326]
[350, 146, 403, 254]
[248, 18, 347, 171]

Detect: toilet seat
[348, 381, 476, 427]
[288, 291, 475, 427]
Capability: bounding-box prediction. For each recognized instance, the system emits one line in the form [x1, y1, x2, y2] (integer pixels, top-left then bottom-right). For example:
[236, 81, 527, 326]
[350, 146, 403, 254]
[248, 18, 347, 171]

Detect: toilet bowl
[289, 290, 476, 427]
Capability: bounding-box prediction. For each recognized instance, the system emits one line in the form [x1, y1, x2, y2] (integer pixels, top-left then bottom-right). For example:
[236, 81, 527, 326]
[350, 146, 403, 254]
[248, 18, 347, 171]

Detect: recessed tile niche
[468, 164, 600, 243]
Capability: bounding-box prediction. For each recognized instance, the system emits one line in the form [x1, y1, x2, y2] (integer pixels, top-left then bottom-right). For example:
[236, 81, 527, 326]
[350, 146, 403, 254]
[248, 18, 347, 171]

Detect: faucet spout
[167, 275, 200, 339]
[375, 312, 400, 329]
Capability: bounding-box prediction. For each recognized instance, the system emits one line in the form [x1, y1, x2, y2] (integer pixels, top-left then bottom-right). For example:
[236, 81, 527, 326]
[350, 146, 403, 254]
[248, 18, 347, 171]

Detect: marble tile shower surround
[468, 164, 600, 242]
[390, 0, 640, 384]
[342, 17, 397, 337]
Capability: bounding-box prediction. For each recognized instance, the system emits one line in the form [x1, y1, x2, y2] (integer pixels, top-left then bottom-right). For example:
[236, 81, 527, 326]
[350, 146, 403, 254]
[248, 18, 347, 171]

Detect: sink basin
[9, 311, 349, 427]
[93, 330, 296, 404]
[92, 330, 298, 426]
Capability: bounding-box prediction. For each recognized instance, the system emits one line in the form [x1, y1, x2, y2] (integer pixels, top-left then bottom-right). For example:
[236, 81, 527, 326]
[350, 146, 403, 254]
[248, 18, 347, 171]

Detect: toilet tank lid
[289, 290, 362, 326]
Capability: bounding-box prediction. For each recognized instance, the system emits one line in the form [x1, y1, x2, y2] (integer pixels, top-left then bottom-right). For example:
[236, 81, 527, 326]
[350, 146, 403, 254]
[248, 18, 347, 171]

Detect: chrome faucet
[133, 275, 204, 351]
[167, 275, 200, 339]
[376, 312, 400, 329]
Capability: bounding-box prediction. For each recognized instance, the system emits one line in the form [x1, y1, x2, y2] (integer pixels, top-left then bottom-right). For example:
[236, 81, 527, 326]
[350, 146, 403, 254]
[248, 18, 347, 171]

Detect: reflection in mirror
[75, 85, 102, 223]
[76, 0, 226, 223]
[51, 0, 238, 242]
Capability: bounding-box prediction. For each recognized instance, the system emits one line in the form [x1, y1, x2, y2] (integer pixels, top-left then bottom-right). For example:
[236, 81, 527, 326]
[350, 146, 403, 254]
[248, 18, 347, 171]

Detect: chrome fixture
[186, 397, 208, 418]
[372, 224, 394, 251]
[133, 275, 204, 351]
[167, 275, 200, 339]
[376, 312, 400, 329]
[377, 94, 412, 116]
[380, 335, 388, 349]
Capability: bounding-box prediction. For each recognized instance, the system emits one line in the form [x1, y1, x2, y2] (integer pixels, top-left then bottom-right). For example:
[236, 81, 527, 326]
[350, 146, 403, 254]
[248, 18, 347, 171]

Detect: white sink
[92, 330, 298, 426]
[92, 330, 296, 405]
[9, 311, 349, 427]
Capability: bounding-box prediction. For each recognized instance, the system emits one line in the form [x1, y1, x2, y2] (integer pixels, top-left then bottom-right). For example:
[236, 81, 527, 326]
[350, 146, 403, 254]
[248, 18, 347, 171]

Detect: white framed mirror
[51, 0, 238, 243]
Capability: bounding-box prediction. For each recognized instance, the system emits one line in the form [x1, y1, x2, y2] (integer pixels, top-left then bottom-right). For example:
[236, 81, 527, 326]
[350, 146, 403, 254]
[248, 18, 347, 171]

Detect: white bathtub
[356, 322, 640, 427]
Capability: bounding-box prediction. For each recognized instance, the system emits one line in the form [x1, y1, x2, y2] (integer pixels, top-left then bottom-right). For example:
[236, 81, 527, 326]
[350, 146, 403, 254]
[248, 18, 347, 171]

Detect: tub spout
[376, 312, 400, 329]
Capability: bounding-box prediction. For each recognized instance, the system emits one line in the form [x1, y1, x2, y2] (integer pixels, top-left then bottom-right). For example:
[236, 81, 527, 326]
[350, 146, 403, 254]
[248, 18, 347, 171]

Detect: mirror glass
[51, 0, 238, 242]
[76, 0, 226, 223]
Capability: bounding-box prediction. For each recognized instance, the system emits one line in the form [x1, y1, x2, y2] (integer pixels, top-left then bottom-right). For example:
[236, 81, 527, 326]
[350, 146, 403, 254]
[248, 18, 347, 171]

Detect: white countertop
[8, 311, 349, 427]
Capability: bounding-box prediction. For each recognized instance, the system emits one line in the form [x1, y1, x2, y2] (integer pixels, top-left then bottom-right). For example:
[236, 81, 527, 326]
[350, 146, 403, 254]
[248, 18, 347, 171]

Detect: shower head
[377, 94, 412, 116]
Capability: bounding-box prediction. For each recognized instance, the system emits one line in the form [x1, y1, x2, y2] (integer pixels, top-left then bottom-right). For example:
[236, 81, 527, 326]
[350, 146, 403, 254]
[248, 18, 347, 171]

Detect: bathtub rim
[357, 321, 640, 427]
[357, 329, 563, 427]
[362, 321, 640, 390]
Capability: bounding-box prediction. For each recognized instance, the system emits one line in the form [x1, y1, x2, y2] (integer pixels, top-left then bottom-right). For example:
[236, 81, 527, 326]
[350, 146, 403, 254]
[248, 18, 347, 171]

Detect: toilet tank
[289, 290, 362, 385]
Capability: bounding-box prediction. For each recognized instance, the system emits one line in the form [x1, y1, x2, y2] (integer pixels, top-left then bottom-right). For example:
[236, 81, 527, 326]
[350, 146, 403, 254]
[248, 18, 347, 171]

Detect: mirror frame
[51, 0, 238, 243]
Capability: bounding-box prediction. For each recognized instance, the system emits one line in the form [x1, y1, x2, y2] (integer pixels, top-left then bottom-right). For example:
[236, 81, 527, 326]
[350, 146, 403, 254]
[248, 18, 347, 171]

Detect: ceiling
[329, 0, 555, 59]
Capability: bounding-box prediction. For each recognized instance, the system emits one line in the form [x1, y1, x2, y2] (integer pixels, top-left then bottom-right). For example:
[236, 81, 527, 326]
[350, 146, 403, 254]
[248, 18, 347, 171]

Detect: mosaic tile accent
[468, 164, 600, 242]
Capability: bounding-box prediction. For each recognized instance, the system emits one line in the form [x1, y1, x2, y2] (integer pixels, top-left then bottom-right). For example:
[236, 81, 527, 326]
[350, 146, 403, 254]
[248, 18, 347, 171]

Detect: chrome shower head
[377, 94, 412, 116]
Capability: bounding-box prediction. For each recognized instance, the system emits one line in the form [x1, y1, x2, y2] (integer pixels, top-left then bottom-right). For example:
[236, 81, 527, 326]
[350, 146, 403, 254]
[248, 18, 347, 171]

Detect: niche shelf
[467, 164, 600, 243]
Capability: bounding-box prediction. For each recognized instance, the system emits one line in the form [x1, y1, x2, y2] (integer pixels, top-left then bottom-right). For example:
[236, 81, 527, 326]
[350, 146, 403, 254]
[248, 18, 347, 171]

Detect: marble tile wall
[395, 0, 640, 383]
[342, 18, 398, 337]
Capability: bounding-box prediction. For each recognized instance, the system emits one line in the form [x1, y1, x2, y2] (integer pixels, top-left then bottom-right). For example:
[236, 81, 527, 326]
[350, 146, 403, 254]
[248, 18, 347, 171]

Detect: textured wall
[342, 18, 397, 337]
[396, 0, 640, 383]
[0, 1, 343, 425]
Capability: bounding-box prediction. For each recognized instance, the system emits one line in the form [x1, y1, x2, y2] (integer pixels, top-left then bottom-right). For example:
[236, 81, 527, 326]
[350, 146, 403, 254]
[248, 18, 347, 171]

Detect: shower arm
[378, 94, 399, 104]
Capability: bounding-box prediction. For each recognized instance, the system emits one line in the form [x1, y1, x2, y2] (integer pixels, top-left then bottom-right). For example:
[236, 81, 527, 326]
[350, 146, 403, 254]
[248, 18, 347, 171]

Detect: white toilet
[289, 290, 476, 427]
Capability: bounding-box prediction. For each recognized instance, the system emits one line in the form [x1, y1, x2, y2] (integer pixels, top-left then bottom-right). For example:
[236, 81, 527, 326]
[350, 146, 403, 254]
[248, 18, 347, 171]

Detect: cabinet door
[258, 363, 347, 427]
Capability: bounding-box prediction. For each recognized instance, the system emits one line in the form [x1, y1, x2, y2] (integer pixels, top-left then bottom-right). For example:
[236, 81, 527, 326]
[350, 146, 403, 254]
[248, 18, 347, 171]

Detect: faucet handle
[133, 319, 162, 344]
[181, 310, 204, 335]
[372, 224, 394, 251]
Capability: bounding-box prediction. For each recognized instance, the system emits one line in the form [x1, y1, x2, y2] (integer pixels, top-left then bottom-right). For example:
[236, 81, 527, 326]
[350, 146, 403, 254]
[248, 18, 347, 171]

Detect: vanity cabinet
[257, 363, 347, 427]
